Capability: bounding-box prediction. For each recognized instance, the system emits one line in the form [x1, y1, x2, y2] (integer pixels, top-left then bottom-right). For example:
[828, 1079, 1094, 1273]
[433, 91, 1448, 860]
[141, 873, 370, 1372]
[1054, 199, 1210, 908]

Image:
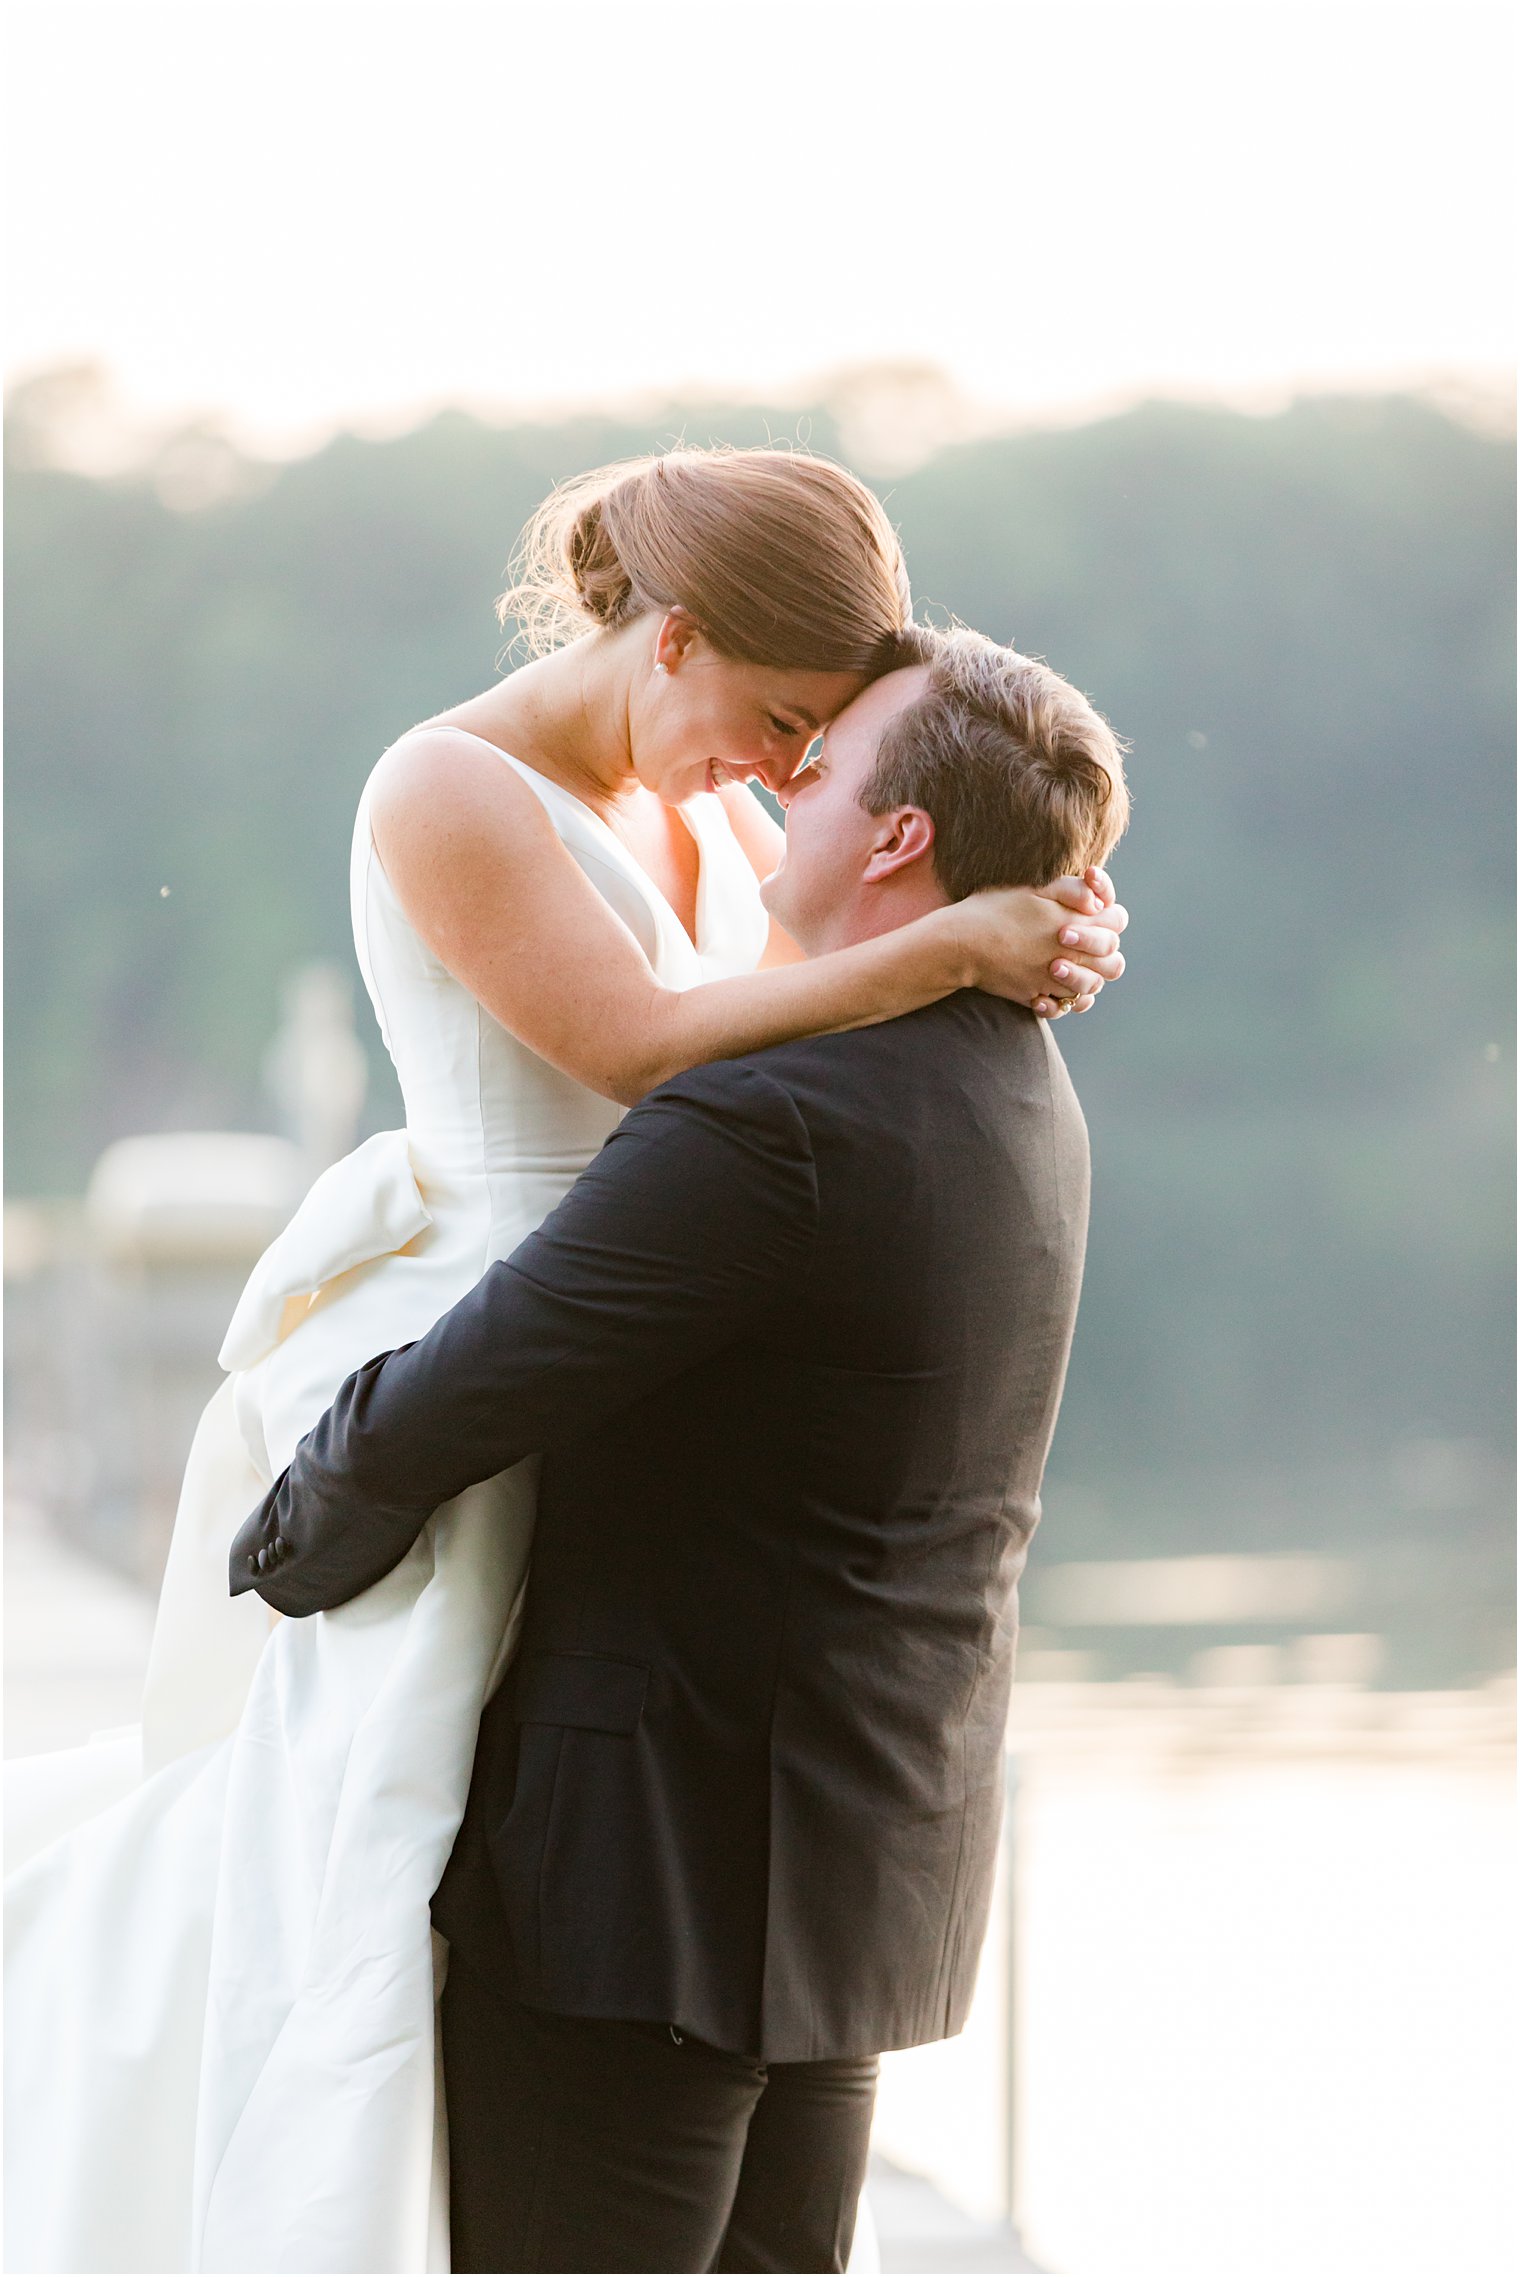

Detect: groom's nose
[776, 754, 823, 805]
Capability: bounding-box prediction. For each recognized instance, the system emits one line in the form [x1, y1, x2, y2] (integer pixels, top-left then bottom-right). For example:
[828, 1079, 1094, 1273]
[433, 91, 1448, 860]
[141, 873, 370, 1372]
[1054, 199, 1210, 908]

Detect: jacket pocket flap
[514, 1652, 648, 1735]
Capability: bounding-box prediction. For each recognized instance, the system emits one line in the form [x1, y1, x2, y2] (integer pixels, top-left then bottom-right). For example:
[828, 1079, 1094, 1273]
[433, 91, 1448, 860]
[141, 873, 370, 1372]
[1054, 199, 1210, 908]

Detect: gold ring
[1055, 994, 1080, 1013]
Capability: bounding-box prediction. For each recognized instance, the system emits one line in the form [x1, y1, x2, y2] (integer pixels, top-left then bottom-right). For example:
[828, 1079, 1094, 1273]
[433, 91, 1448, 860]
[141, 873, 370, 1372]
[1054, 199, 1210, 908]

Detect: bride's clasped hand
[945, 862, 1126, 1017]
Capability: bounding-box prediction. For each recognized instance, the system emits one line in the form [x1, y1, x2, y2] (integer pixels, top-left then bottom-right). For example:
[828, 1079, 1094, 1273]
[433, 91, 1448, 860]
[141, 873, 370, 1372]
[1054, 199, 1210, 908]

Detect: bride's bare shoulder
[369, 721, 546, 841]
[364, 728, 562, 906]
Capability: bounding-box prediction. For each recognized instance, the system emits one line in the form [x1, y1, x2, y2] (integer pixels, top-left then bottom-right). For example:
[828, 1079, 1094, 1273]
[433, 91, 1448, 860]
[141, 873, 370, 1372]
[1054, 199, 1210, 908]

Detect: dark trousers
[441, 1952, 878, 2273]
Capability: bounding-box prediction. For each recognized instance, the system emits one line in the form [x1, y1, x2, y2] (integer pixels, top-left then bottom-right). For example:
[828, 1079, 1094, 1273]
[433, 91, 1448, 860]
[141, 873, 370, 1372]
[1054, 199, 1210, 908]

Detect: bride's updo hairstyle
[500, 446, 914, 674]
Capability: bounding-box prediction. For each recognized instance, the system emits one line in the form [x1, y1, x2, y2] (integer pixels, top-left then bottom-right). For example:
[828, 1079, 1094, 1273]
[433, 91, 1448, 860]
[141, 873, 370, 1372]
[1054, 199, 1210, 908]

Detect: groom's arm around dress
[229, 1055, 822, 1616]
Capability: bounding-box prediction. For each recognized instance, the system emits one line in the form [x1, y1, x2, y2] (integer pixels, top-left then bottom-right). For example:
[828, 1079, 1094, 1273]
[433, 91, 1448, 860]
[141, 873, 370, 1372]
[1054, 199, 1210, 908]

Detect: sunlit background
[5, 3, 1515, 2272]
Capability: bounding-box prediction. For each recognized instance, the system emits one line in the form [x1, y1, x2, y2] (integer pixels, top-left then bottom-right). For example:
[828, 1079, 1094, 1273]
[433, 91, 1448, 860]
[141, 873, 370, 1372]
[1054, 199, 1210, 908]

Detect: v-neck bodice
[353, 719, 767, 1185]
[419, 725, 755, 976]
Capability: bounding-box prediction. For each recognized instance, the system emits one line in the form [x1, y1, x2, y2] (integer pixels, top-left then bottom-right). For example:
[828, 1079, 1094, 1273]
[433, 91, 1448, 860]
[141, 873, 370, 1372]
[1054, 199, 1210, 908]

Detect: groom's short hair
[864, 629, 1129, 898]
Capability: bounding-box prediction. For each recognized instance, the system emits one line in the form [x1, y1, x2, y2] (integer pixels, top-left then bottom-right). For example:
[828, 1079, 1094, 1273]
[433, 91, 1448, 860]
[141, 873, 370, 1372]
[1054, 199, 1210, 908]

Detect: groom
[231, 628, 1126, 2274]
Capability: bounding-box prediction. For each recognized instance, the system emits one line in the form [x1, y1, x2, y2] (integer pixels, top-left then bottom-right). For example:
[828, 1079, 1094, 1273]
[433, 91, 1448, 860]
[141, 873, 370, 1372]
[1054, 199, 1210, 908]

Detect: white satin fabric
[3, 735, 780, 2273]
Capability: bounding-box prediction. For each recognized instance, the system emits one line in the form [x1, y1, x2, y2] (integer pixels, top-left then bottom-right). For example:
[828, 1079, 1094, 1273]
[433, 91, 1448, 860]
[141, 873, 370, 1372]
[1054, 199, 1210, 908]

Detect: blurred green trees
[5, 387, 1513, 1573]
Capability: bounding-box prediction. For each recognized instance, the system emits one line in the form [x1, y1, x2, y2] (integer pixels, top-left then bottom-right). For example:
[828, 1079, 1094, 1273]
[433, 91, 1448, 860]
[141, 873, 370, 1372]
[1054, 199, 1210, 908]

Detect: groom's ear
[861, 804, 935, 884]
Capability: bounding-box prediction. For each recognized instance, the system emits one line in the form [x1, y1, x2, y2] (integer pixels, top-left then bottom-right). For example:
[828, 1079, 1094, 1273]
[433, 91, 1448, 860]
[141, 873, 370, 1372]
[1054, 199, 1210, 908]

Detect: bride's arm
[370, 736, 1126, 1107]
[713, 777, 805, 968]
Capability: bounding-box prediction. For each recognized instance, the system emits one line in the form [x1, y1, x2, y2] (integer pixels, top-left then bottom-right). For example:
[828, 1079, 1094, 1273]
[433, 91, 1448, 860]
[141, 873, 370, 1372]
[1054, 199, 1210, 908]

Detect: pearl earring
[655, 661, 671, 676]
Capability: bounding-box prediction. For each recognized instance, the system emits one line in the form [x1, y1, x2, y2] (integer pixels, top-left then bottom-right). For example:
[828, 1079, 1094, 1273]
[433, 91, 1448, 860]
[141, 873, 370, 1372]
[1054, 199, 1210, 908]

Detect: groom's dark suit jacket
[231, 992, 1089, 2063]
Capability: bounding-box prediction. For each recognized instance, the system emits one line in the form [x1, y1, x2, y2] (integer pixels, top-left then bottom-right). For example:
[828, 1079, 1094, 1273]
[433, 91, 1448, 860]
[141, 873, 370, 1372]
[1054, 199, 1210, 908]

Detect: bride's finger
[1032, 988, 1091, 1019]
[1060, 947, 1124, 983]
[1048, 958, 1108, 998]
[1056, 922, 1120, 961]
[1044, 875, 1105, 916]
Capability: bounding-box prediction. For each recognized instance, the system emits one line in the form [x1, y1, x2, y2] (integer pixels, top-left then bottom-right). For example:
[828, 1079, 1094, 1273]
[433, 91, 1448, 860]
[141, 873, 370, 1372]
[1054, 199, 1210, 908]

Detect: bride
[5, 445, 1126, 2274]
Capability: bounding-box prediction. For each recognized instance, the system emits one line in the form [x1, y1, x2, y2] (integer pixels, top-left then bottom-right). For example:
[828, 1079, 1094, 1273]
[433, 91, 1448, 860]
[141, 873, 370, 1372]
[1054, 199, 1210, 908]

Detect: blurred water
[876, 1680, 1517, 2277]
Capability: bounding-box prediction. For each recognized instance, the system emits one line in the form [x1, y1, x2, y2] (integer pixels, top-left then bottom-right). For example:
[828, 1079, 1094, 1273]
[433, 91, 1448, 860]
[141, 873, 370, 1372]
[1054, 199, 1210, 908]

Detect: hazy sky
[6, 0, 1514, 452]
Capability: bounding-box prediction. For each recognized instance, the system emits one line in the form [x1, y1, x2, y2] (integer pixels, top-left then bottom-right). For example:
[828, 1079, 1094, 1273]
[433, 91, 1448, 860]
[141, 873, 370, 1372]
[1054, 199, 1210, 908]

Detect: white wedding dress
[5, 732, 880, 2273]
